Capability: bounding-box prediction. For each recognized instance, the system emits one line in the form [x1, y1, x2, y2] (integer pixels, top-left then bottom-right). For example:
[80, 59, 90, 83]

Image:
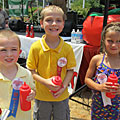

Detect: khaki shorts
[33, 98, 70, 120]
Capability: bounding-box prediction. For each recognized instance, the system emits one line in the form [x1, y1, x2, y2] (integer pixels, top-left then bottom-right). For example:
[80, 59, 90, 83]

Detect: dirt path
[69, 87, 92, 120]
[69, 97, 91, 120]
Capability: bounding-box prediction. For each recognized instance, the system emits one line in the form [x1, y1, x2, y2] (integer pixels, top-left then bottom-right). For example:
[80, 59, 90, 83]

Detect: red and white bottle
[30, 25, 34, 38]
[51, 76, 62, 93]
[0, 108, 2, 115]
[26, 24, 30, 37]
[106, 72, 118, 98]
[20, 82, 31, 111]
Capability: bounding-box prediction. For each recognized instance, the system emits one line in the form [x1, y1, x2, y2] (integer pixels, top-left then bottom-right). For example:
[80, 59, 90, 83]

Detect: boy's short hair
[40, 5, 65, 21]
[0, 29, 21, 48]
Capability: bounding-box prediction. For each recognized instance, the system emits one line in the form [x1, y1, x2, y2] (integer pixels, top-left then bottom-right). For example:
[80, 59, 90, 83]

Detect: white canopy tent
[83, 0, 85, 8]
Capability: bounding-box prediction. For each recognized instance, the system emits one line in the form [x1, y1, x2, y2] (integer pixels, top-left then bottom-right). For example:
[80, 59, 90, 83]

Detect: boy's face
[0, 37, 20, 67]
[40, 11, 64, 37]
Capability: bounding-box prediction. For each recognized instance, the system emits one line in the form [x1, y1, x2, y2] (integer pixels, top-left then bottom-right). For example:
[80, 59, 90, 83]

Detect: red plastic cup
[106, 73, 118, 98]
[51, 76, 62, 93]
[20, 82, 31, 111]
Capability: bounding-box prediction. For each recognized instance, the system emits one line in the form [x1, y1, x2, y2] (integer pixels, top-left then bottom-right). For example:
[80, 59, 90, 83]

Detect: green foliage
[87, 0, 101, 8]
[71, 0, 88, 17]
[27, 7, 42, 25]
[71, 6, 89, 17]
[71, 0, 102, 17]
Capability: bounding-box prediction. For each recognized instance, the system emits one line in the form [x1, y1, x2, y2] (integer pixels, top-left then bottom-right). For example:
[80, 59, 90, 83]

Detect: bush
[71, 6, 89, 17]
[71, 0, 102, 17]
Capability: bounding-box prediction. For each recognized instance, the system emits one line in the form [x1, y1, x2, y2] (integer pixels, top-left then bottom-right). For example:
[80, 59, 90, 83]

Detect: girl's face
[105, 31, 120, 55]
[40, 11, 64, 37]
[0, 37, 20, 67]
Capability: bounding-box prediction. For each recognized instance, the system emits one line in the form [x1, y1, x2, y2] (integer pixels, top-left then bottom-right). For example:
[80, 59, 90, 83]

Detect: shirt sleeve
[66, 45, 76, 70]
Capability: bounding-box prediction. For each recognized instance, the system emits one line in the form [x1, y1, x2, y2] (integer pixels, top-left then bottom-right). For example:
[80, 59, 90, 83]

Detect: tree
[71, 0, 102, 17]
[87, 0, 101, 8]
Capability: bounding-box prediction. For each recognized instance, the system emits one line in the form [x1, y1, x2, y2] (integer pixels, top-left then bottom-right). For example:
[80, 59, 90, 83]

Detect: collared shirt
[27, 35, 76, 101]
[0, 63, 35, 120]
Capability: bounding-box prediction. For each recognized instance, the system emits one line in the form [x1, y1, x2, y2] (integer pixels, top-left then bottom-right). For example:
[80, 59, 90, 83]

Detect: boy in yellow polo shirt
[0, 29, 35, 120]
[27, 5, 76, 120]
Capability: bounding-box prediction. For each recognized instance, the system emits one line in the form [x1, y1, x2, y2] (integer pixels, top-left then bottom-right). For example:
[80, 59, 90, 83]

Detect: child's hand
[26, 90, 36, 101]
[52, 85, 65, 98]
[46, 78, 61, 91]
[99, 82, 113, 92]
[112, 83, 120, 95]
[99, 82, 119, 94]
[116, 83, 120, 95]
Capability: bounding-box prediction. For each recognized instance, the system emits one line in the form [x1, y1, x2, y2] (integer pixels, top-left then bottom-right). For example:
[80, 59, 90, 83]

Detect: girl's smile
[105, 31, 120, 55]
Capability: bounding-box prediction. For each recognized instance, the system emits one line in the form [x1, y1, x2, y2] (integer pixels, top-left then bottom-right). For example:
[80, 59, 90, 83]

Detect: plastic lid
[55, 76, 61, 82]
[72, 29, 75, 32]
[21, 82, 30, 90]
[52, 76, 62, 85]
[109, 72, 118, 79]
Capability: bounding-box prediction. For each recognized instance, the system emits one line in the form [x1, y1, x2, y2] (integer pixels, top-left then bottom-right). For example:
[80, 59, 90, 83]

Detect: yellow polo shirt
[0, 63, 35, 120]
[27, 35, 76, 101]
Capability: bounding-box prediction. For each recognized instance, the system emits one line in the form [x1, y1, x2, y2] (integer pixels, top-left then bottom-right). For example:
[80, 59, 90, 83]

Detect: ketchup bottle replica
[26, 24, 30, 37]
[30, 25, 34, 38]
[0, 108, 2, 115]
[106, 73, 118, 98]
[51, 76, 62, 93]
[20, 82, 31, 111]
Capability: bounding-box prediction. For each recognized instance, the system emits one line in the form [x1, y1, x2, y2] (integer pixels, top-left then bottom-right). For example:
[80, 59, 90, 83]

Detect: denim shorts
[33, 98, 70, 120]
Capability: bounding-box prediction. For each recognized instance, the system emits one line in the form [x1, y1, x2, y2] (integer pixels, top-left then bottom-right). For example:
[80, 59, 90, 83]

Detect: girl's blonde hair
[101, 22, 120, 53]
[0, 29, 21, 48]
[40, 5, 65, 21]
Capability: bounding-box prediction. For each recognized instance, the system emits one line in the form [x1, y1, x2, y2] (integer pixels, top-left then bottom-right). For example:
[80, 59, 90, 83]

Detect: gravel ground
[69, 97, 91, 120]
[69, 87, 92, 120]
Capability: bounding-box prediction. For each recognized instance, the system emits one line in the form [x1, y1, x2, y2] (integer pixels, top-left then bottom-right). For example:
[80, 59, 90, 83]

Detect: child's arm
[53, 69, 74, 98]
[26, 70, 36, 101]
[85, 55, 112, 92]
[62, 69, 74, 89]
[30, 69, 61, 91]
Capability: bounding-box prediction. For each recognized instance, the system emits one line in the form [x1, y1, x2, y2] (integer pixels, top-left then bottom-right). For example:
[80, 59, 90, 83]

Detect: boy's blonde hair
[101, 22, 120, 53]
[40, 5, 65, 21]
[0, 29, 21, 48]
